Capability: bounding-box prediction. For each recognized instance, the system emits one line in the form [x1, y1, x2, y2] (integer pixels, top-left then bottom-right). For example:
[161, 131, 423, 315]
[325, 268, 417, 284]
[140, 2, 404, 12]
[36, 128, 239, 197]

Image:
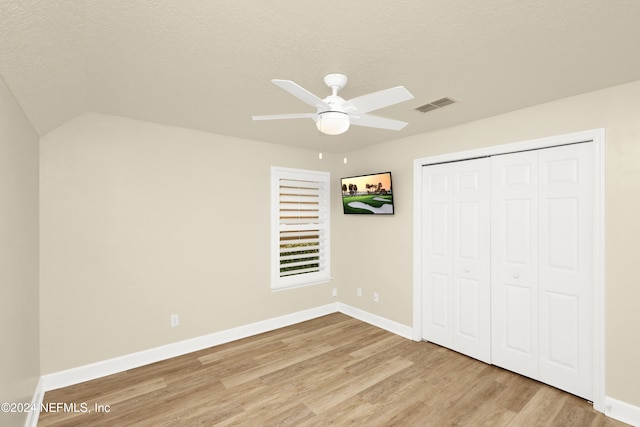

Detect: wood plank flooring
[38, 313, 628, 426]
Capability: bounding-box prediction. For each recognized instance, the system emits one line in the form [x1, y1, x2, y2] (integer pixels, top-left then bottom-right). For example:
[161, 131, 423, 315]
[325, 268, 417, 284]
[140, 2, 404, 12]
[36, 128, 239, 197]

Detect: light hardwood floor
[38, 313, 628, 426]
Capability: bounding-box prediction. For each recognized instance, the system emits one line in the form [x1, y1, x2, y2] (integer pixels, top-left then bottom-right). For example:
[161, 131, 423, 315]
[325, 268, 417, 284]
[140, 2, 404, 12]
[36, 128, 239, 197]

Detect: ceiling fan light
[316, 111, 350, 135]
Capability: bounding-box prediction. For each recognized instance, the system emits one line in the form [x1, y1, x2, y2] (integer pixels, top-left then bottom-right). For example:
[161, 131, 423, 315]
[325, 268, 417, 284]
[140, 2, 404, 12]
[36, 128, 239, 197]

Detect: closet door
[492, 143, 594, 400]
[538, 143, 594, 399]
[491, 150, 539, 379]
[422, 158, 491, 362]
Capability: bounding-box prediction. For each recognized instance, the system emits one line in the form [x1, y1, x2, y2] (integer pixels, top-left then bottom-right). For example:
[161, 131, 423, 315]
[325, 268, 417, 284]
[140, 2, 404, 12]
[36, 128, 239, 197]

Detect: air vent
[415, 103, 439, 113]
[416, 97, 456, 113]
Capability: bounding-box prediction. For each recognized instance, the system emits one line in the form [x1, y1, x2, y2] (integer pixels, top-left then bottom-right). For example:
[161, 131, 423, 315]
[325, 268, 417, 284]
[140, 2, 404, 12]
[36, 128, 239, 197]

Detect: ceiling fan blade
[350, 114, 409, 131]
[272, 79, 330, 109]
[252, 113, 316, 121]
[343, 86, 414, 114]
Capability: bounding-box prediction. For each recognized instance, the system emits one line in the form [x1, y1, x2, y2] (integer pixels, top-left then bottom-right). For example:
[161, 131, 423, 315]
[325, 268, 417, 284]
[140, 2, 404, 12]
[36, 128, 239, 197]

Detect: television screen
[341, 171, 394, 215]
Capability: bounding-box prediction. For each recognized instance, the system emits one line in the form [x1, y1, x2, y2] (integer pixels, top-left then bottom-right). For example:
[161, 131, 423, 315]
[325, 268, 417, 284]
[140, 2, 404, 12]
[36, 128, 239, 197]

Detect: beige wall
[0, 77, 40, 426]
[40, 80, 640, 409]
[334, 80, 640, 407]
[39, 113, 339, 374]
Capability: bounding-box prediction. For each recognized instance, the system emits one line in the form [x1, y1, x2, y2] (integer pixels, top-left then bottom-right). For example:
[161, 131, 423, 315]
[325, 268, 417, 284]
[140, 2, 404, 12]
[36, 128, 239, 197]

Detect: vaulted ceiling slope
[2, 1, 640, 151]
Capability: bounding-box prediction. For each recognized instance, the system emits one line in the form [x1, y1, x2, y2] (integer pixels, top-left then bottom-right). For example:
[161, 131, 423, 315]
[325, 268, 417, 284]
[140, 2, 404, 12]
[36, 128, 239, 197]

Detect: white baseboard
[337, 303, 414, 340]
[41, 303, 339, 392]
[24, 377, 44, 427]
[38, 303, 415, 395]
[604, 396, 640, 426]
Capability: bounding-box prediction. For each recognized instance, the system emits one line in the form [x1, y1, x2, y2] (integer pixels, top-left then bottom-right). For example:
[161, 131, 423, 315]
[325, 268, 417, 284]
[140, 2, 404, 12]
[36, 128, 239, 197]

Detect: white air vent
[416, 97, 456, 113]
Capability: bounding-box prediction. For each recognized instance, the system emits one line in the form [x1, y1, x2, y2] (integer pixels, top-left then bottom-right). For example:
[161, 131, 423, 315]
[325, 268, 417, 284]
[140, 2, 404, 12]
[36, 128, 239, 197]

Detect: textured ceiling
[2, 0, 640, 152]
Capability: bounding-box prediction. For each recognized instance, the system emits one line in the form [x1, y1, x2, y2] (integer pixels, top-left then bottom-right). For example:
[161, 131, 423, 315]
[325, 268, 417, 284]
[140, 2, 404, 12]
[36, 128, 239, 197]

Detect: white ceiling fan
[252, 74, 414, 135]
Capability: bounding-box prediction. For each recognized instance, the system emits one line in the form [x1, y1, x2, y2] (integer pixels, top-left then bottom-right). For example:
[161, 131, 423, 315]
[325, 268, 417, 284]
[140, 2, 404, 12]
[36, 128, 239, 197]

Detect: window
[271, 166, 330, 290]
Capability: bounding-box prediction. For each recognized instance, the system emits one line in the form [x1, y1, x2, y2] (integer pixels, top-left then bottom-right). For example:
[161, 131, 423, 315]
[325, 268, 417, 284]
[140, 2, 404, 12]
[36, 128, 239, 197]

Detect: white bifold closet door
[421, 157, 491, 363]
[491, 143, 594, 400]
[422, 142, 594, 401]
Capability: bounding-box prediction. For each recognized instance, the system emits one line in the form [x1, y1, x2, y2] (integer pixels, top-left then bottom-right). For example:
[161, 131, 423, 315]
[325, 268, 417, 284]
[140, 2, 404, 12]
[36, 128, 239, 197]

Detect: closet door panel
[422, 164, 454, 347]
[538, 143, 594, 400]
[504, 284, 534, 354]
[452, 158, 491, 363]
[491, 151, 539, 379]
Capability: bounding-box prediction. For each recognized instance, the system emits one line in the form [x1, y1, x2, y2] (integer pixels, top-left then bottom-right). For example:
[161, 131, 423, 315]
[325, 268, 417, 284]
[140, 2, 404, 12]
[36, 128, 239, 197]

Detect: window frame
[270, 166, 331, 291]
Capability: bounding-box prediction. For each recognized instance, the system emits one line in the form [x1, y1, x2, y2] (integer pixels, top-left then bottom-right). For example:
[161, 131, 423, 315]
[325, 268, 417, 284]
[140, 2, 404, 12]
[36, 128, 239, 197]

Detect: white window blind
[271, 167, 330, 290]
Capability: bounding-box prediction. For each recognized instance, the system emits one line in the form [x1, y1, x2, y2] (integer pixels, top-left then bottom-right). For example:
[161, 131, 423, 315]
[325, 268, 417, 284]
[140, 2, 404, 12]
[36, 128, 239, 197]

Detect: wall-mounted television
[341, 171, 394, 215]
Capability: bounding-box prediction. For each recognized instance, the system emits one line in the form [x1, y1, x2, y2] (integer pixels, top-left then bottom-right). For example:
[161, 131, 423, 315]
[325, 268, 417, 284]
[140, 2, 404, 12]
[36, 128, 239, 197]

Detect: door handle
[513, 273, 520, 279]
[464, 266, 470, 273]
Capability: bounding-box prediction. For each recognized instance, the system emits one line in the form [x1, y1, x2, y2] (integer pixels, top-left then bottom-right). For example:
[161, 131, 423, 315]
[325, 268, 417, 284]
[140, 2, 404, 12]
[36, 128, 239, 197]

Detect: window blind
[271, 168, 330, 290]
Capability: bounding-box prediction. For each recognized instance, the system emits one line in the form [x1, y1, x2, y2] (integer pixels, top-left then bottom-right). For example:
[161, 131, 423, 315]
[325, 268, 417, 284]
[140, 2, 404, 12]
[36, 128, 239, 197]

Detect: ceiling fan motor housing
[321, 95, 347, 112]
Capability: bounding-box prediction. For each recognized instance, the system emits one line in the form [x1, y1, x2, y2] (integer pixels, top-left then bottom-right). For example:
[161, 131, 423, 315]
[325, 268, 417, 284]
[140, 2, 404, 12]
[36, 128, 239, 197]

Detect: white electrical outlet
[357, 288, 362, 297]
[373, 292, 379, 302]
[170, 314, 179, 327]
[332, 288, 337, 298]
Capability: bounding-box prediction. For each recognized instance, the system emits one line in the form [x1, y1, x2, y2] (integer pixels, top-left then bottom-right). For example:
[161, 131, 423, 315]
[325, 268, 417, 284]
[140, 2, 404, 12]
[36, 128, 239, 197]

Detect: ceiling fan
[252, 74, 414, 135]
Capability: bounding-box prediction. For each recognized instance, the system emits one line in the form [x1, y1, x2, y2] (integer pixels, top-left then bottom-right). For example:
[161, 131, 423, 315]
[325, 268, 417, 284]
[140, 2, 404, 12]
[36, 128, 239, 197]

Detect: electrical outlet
[357, 288, 362, 297]
[373, 292, 379, 302]
[170, 314, 179, 327]
[332, 288, 337, 298]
